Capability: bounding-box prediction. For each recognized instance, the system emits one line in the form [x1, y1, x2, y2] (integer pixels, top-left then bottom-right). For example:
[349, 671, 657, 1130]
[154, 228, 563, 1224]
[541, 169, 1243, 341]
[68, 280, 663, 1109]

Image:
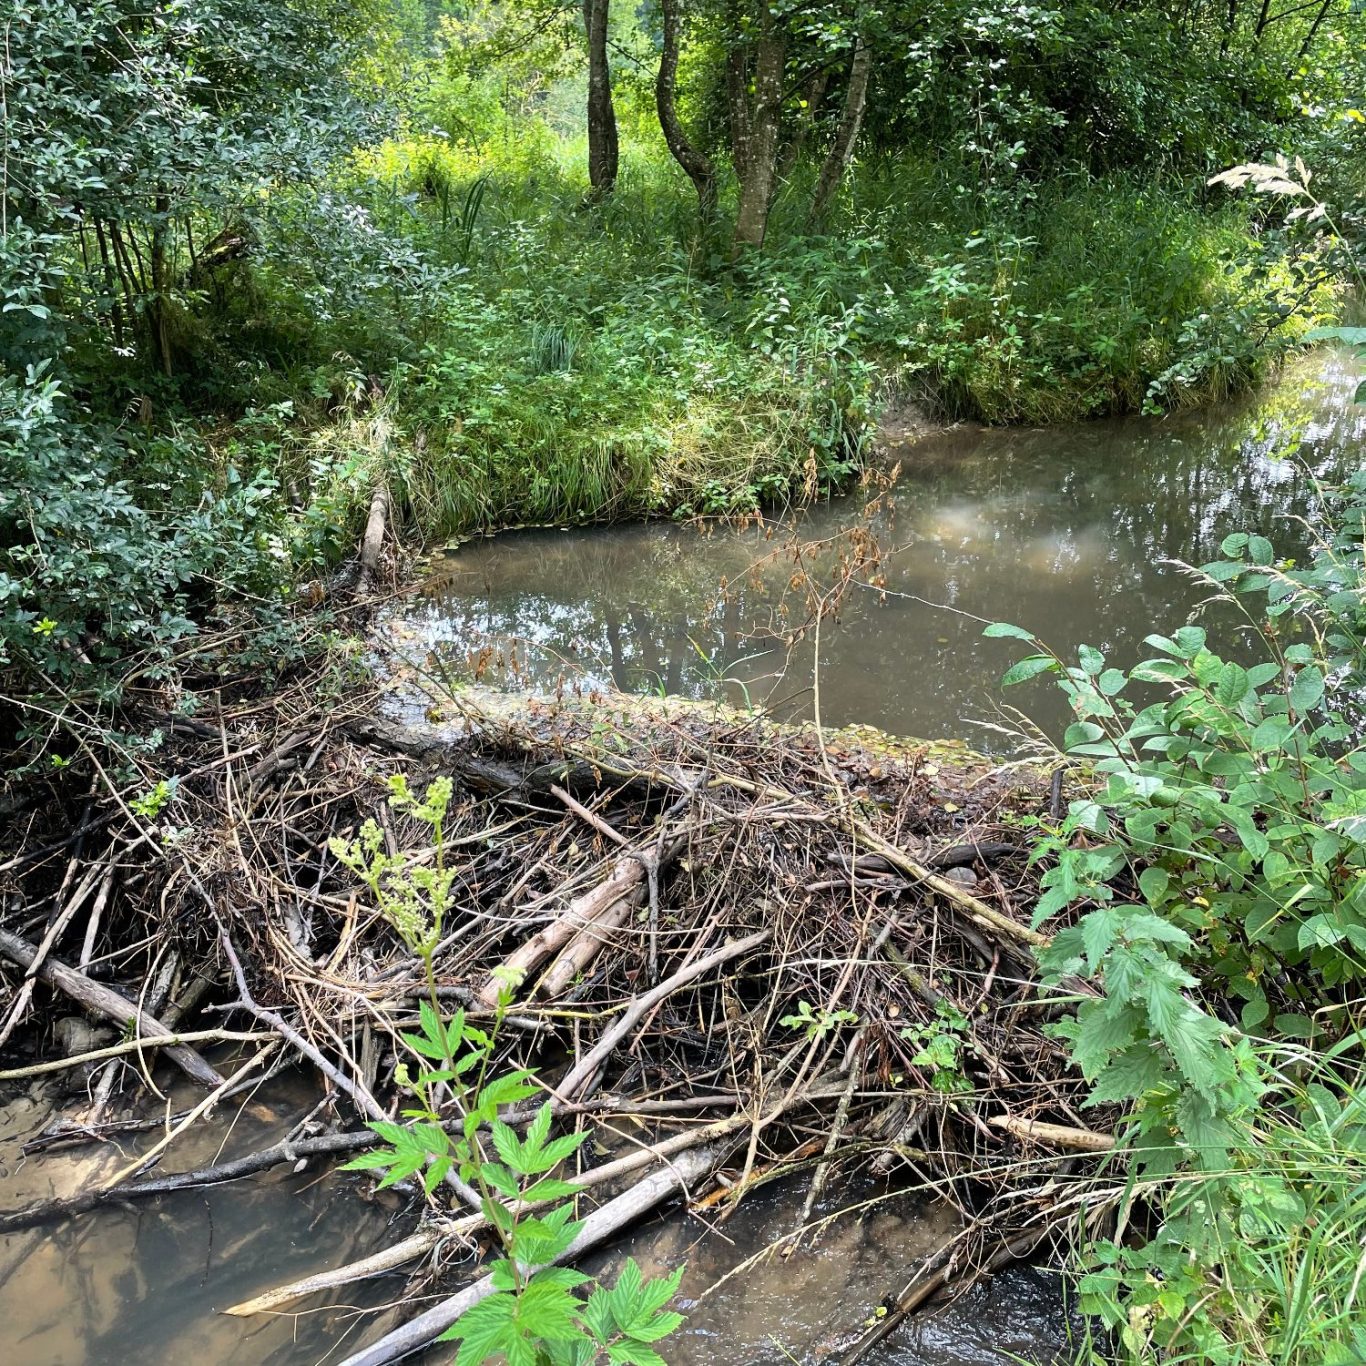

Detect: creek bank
[1, 669, 1107, 1363]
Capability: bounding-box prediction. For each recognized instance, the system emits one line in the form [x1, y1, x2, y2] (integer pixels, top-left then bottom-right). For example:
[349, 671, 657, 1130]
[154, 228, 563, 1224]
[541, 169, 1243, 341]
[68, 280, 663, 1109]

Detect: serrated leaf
[521, 1176, 583, 1202]
[513, 1278, 583, 1342]
[439, 1292, 517, 1360]
[491, 1118, 524, 1170]
[627, 1310, 685, 1343]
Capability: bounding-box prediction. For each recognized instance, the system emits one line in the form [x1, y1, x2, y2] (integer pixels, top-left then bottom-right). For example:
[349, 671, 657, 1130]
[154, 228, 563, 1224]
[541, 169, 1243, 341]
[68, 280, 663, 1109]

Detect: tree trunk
[656, 0, 716, 214]
[732, 3, 785, 251]
[725, 48, 752, 187]
[150, 190, 173, 376]
[583, 0, 619, 198]
[811, 36, 872, 223]
[777, 66, 831, 184]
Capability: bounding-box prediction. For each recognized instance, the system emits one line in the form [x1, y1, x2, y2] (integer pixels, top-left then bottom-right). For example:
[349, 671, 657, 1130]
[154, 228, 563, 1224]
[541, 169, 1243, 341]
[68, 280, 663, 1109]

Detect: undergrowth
[990, 464, 1366, 1363]
[238, 137, 1335, 541]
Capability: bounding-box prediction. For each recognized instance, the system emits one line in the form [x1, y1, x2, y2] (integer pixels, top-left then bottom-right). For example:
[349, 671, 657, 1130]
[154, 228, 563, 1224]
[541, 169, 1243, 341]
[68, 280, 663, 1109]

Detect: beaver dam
[3, 350, 1362, 1364]
[0, 661, 1110, 1363]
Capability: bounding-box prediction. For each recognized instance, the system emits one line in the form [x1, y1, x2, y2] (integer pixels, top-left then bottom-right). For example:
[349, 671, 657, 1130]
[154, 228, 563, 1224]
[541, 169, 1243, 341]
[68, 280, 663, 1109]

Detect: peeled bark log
[476, 848, 661, 1006]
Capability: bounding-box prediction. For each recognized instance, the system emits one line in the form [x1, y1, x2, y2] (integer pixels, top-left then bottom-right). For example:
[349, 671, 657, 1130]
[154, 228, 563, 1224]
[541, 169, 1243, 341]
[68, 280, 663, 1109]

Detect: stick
[337, 1141, 729, 1366]
[223, 1227, 446, 1316]
[988, 1115, 1115, 1151]
[78, 862, 116, 970]
[0, 1126, 389, 1235]
[0, 1029, 272, 1081]
[0, 927, 225, 1089]
[556, 929, 771, 1100]
[0, 860, 105, 1046]
[534, 883, 647, 1000]
[216, 925, 385, 1122]
[551, 784, 627, 847]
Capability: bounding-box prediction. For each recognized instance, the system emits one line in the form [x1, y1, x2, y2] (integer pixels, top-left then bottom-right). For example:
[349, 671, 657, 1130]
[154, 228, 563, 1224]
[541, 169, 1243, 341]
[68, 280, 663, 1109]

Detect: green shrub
[989, 468, 1366, 1362]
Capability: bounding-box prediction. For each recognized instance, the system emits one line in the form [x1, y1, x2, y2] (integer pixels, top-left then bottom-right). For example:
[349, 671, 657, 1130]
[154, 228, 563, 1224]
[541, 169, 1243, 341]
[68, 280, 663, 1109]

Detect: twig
[557, 929, 772, 1100]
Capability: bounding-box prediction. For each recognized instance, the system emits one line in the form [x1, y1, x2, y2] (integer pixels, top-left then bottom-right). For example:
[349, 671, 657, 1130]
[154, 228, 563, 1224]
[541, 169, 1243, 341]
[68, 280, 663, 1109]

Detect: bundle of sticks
[0, 674, 1115, 1363]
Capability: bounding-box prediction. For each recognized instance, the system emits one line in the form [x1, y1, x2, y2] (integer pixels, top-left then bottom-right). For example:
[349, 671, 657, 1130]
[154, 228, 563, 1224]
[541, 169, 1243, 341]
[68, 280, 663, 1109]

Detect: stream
[3, 351, 1363, 1365]
[388, 350, 1365, 749]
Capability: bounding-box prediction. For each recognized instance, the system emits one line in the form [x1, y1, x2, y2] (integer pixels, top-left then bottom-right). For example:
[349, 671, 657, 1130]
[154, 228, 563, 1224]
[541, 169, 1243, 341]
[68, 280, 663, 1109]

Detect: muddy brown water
[4, 352, 1363, 1364]
[389, 350, 1365, 750]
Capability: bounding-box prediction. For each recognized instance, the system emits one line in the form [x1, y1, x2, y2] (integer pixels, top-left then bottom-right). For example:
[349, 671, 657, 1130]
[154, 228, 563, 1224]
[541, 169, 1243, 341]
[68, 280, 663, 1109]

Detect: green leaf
[1289, 666, 1325, 713]
[439, 1291, 518, 1357]
[607, 1343, 667, 1366]
[513, 1277, 584, 1342]
[1213, 661, 1249, 706]
[520, 1176, 583, 1202]
[1001, 654, 1058, 686]
[982, 621, 1036, 641]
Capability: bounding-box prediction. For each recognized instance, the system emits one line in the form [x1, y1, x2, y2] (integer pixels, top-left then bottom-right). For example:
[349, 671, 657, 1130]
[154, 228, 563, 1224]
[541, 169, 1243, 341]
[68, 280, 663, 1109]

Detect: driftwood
[337, 1140, 730, 1366]
[0, 927, 224, 1089]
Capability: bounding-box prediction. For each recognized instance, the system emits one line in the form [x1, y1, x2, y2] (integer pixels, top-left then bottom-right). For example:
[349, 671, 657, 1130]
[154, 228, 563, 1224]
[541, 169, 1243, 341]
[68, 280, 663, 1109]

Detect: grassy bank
[234, 131, 1336, 543]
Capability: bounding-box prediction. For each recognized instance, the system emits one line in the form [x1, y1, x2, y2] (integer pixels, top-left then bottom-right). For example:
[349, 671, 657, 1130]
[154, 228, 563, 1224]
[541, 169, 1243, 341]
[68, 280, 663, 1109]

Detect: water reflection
[0, 1073, 402, 1365]
[390, 352, 1365, 748]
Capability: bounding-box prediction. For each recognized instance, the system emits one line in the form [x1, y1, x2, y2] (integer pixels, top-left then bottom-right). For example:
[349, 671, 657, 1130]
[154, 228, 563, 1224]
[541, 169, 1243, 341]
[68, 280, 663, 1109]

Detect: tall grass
[246, 126, 1336, 541]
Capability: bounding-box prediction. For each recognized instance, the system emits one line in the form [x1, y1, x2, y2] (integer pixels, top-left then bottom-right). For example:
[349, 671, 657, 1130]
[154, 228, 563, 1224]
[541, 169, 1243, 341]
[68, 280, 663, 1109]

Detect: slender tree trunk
[733, 2, 785, 251]
[1220, 0, 1240, 56]
[777, 67, 830, 184]
[656, 0, 716, 214]
[811, 36, 872, 223]
[149, 189, 172, 376]
[726, 48, 752, 187]
[93, 217, 125, 350]
[583, 0, 619, 198]
[1296, 0, 1334, 63]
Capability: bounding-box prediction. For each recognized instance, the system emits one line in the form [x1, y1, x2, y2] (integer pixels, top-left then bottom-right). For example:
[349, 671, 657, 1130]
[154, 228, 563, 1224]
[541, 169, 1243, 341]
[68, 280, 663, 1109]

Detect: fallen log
[337, 1139, 730, 1366]
[0, 927, 224, 1089]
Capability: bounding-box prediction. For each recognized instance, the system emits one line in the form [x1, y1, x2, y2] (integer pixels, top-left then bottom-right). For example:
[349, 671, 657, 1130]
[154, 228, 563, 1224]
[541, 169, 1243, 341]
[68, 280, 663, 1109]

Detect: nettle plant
[332, 776, 687, 1366]
[987, 470, 1366, 1361]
